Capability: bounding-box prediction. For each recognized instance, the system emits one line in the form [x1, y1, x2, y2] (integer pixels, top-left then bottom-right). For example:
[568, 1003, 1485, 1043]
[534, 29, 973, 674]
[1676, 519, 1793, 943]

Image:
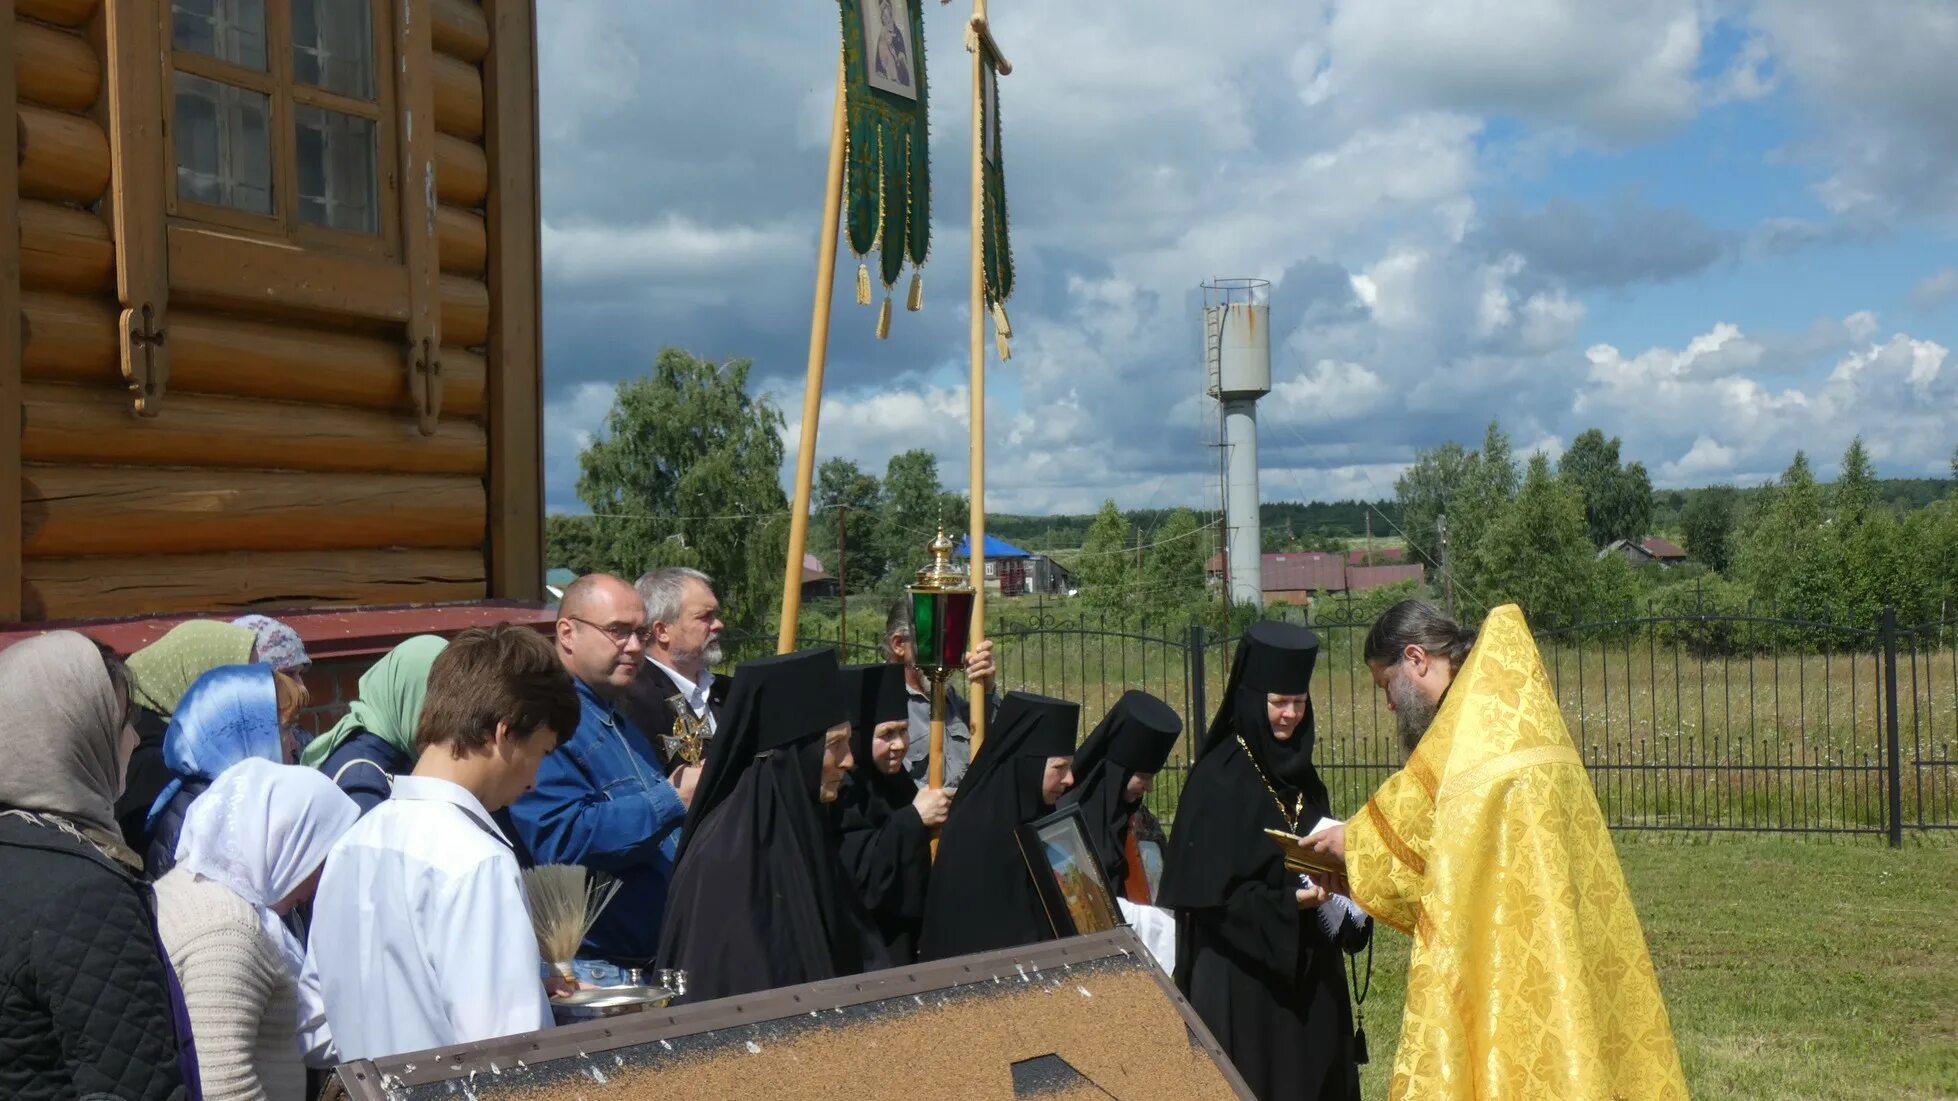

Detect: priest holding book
[1303, 600, 1688, 1101]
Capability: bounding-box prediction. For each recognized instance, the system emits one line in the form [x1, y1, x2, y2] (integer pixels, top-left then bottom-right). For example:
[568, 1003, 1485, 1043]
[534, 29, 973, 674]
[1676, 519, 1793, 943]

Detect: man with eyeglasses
[506, 573, 691, 986]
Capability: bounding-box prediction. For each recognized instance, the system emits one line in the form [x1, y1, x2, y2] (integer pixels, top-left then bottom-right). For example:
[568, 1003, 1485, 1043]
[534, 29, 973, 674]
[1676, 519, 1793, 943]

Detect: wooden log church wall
[4, 0, 544, 621]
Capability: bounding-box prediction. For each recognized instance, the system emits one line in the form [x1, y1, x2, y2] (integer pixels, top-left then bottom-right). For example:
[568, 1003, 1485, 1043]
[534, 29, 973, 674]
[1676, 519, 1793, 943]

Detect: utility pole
[1365, 511, 1373, 565]
[837, 504, 849, 645]
[1438, 512, 1456, 620]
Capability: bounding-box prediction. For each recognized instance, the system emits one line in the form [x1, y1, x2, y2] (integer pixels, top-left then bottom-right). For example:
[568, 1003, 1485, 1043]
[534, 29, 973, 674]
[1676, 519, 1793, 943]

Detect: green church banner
[840, 0, 932, 337]
[978, 43, 1013, 358]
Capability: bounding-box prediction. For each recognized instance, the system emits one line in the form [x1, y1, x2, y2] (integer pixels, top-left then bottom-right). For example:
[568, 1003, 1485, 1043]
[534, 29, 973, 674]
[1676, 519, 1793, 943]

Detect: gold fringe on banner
[992, 301, 1012, 339]
[876, 295, 893, 339]
[995, 329, 1012, 361]
[856, 261, 872, 306]
[907, 272, 924, 312]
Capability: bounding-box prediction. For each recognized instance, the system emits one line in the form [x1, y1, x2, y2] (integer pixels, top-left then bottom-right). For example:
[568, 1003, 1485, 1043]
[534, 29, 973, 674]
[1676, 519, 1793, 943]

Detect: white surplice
[307, 775, 551, 1061]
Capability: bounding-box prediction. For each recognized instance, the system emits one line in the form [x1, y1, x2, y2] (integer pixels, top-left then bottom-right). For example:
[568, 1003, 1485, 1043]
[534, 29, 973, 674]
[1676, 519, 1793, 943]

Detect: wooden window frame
[162, 0, 401, 261]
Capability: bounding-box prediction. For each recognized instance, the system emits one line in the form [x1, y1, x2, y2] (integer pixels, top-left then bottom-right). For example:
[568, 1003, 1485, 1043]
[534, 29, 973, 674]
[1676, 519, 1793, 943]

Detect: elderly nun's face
[1041, 756, 1074, 805]
[819, 723, 854, 802]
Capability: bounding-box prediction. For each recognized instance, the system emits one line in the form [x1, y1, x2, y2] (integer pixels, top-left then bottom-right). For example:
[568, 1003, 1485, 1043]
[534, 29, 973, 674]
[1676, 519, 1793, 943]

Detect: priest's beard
[1388, 671, 1439, 759]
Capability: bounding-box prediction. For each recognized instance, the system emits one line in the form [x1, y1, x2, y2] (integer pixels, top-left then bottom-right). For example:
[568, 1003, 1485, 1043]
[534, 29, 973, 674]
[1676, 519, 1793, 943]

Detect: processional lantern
[909, 527, 976, 679]
[908, 527, 975, 794]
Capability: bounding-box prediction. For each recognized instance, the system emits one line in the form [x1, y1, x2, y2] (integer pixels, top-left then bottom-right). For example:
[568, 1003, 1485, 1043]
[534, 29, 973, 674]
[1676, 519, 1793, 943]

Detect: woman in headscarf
[299, 635, 446, 814]
[145, 664, 304, 878]
[154, 759, 358, 1100]
[0, 632, 190, 1101]
[118, 620, 258, 852]
[1056, 689, 1182, 904]
[831, 663, 951, 963]
[231, 615, 311, 675]
[1156, 622, 1366, 1101]
[657, 649, 886, 1002]
[916, 691, 1080, 962]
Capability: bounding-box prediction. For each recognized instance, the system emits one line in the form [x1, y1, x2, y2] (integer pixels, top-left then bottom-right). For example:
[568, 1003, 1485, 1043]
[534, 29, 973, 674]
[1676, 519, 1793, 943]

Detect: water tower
[1203, 278, 1272, 609]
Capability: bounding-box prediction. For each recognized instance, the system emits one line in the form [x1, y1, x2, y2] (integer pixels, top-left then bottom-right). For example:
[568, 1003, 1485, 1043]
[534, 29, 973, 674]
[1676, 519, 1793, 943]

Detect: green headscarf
[300, 635, 447, 768]
[126, 621, 258, 716]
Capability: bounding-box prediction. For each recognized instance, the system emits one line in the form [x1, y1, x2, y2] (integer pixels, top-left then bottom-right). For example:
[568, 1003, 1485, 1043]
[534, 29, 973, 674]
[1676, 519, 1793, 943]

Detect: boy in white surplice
[308, 625, 581, 1062]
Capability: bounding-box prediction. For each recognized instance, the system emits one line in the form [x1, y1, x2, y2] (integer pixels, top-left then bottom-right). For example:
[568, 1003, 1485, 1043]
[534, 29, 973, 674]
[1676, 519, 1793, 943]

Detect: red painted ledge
[0, 600, 558, 660]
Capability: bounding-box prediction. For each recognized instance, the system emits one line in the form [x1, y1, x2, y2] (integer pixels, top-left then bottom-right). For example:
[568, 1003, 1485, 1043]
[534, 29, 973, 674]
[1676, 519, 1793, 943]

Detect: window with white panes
[167, 0, 393, 245]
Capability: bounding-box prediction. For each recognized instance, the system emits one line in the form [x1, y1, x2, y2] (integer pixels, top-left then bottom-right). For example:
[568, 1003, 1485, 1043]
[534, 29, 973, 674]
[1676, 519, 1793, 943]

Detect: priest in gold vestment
[1307, 601, 1687, 1100]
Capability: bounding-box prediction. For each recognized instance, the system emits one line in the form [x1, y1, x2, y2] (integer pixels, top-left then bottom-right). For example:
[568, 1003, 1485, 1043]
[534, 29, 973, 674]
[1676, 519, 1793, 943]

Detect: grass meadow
[1356, 835, 1958, 1100]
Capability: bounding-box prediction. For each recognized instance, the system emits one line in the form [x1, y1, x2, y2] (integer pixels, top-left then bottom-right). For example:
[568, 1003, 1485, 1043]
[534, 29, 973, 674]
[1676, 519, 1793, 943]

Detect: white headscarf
[175, 758, 358, 1064]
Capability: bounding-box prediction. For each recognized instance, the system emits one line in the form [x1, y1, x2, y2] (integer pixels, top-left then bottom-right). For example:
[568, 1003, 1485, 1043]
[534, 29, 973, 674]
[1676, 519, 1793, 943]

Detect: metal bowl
[549, 983, 678, 1024]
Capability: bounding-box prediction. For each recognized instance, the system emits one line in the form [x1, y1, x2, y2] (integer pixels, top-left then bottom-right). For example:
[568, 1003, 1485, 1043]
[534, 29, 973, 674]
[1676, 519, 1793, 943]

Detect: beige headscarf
[0, 632, 131, 853]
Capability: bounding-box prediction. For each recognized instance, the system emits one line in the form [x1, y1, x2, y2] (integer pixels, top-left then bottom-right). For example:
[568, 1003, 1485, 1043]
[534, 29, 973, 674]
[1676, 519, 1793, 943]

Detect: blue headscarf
[146, 664, 285, 828]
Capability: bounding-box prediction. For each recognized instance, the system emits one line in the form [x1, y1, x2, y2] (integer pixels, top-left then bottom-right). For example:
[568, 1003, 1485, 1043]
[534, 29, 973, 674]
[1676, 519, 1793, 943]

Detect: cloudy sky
[538, 1, 1958, 516]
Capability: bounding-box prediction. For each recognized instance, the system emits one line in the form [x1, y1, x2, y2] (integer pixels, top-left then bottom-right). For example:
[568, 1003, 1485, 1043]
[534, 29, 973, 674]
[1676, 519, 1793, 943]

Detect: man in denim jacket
[507, 573, 693, 984]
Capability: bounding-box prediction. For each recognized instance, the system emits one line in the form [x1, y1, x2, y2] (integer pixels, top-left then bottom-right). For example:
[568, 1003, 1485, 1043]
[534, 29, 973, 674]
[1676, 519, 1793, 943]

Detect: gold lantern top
[912, 527, 972, 593]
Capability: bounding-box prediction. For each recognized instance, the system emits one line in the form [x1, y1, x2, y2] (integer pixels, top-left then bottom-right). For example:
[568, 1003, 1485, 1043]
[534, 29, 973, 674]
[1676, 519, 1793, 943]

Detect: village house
[1205, 551, 1426, 606]
[1598, 536, 1690, 568]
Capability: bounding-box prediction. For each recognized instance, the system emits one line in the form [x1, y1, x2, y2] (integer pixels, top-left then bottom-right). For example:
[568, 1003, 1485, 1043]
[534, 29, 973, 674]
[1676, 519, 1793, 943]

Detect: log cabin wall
[7, 0, 542, 622]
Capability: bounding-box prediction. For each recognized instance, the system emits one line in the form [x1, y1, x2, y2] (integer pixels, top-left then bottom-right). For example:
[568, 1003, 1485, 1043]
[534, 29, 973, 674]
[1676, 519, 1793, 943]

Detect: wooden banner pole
[929, 672, 947, 858]
[966, 0, 1005, 754]
[777, 59, 849, 654]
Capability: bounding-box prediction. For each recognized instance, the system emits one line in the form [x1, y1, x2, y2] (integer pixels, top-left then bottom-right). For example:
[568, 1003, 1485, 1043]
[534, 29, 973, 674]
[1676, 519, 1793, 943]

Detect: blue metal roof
[955, 533, 1034, 559]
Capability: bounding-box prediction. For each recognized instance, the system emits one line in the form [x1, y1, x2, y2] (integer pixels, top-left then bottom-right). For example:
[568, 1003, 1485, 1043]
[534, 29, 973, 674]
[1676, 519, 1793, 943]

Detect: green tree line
[547, 350, 1957, 647]
[1393, 421, 1958, 644]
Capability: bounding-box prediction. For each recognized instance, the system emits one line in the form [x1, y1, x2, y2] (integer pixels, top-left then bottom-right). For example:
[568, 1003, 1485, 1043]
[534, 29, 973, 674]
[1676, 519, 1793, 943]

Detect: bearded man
[622, 567, 729, 775]
[1304, 600, 1687, 1100]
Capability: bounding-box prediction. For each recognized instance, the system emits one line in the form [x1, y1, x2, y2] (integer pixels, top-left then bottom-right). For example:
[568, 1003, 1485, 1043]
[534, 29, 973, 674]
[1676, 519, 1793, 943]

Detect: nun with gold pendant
[1157, 622, 1366, 1101]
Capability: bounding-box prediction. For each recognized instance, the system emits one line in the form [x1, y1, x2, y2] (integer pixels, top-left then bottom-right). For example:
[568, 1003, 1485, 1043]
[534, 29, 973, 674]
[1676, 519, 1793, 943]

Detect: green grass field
[1353, 835, 1958, 1100]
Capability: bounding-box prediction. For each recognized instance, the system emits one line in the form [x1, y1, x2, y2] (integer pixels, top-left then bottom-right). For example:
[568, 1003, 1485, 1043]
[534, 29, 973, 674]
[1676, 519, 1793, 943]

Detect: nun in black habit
[1155, 621, 1368, 1101]
[1055, 689, 1182, 903]
[830, 662, 944, 963]
[656, 649, 887, 1003]
[915, 691, 1079, 961]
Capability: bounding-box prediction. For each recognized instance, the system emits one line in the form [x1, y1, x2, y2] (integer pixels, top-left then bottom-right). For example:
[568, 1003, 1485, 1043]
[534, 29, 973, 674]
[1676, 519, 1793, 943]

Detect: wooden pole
[777, 59, 849, 654]
[929, 672, 946, 858]
[966, 0, 1003, 756]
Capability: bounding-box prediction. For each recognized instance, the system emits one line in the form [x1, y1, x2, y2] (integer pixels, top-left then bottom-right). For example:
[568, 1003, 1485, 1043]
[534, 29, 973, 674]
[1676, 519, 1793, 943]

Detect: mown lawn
[1355, 835, 1958, 1100]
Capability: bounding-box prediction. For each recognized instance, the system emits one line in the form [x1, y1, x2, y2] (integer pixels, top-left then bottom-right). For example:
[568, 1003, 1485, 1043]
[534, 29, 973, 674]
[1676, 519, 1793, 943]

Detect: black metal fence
[732, 606, 1958, 845]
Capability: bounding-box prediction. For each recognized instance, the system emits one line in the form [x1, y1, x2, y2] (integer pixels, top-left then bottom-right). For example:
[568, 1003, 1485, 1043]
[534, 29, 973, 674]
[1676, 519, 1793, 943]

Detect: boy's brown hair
[417, 625, 580, 756]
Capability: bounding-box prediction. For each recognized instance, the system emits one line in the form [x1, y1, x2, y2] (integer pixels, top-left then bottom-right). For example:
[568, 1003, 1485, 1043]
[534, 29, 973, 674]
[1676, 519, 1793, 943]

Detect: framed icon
[861, 0, 918, 100]
[1016, 805, 1121, 938]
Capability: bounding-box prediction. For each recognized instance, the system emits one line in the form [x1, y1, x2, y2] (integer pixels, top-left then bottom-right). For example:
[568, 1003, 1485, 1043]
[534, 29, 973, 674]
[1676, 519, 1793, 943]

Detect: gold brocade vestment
[1346, 605, 1688, 1100]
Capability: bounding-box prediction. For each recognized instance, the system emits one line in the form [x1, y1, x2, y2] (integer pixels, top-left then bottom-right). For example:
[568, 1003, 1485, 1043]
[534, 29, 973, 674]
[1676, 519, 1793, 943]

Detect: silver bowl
[547, 969, 688, 1024]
